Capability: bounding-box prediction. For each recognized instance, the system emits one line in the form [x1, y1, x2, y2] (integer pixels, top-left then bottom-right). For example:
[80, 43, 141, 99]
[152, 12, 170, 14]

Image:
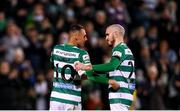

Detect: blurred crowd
[0, 0, 179, 110]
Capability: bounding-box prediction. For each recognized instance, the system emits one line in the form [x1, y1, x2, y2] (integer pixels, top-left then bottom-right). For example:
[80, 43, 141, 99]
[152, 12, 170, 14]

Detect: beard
[108, 44, 113, 47]
[77, 43, 84, 48]
[107, 39, 114, 47]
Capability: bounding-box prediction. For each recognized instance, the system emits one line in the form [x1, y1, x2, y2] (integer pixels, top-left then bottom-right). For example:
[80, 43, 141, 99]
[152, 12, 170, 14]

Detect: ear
[74, 36, 78, 41]
[74, 32, 79, 41]
[113, 31, 118, 39]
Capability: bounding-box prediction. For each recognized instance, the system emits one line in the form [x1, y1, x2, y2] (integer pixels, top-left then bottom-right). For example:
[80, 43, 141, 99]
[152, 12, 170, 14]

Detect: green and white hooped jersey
[109, 42, 135, 107]
[50, 44, 91, 105]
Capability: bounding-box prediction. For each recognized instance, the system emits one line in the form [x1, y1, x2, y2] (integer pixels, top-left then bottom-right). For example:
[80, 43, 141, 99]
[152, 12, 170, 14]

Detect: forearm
[93, 57, 120, 72]
[88, 76, 109, 84]
[82, 64, 92, 70]
[86, 70, 109, 84]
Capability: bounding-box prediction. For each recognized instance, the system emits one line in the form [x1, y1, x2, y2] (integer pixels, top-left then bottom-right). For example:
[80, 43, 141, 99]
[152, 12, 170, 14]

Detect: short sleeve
[81, 51, 91, 64]
[112, 46, 124, 61]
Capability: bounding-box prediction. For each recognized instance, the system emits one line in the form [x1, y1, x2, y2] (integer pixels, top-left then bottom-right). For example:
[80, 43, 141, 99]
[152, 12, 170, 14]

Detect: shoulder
[112, 43, 126, 54]
[112, 43, 134, 57]
[53, 44, 63, 49]
[78, 49, 90, 62]
[124, 45, 133, 56]
[80, 49, 88, 55]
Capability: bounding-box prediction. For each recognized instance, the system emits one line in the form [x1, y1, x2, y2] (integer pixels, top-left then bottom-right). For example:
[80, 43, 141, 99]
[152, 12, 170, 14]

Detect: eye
[105, 33, 109, 37]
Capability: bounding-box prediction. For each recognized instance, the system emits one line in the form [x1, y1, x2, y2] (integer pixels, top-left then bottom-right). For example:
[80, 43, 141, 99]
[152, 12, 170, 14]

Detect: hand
[108, 79, 120, 90]
[74, 61, 84, 71]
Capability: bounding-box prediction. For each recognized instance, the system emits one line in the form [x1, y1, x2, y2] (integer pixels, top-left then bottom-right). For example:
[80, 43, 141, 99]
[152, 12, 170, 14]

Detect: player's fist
[74, 61, 92, 71]
[74, 61, 84, 71]
[108, 79, 120, 91]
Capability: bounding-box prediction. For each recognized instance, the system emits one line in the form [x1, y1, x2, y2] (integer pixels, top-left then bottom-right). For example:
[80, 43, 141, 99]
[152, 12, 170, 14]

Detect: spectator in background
[172, 62, 180, 109]
[35, 71, 48, 110]
[169, 61, 180, 109]
[58, 32, 69, 45]
[155, 40, 177, 81]
[18, 67, 35, 109]
[43, 33, 54, 56]
[94, 10, 107, 38]
[158, 4, 172, 39]
[26, 3, 45, 29]
[40, 17, 55, 34]
[55, 0, 66, 15]
[85, 21, 106, 64]
[147, 25, 158, 56]
[55, 17, 66, 36]
[138, 46, 152, 77]
[15, 7, 28, 28]
[158, 40, 177, 66]
[73, 0, 93, 21]
[139, 62, 165, 109]
[12, 48, 31, 72]
[0, 11, 6, 36]
[0, 11, 7, 57]
[132, 0, 150, 28]
[106, 0, 131, 26]
[32, 3, 45, 23]
[0, 22, 29, 62]
[167, 1, 177, 24]
[85, 21, 99, 47]
[65, 7, 76, 25]
[42, 33, 54, 69]
[25, 26, 44, 70]
[128, 26, 147, 63]
[143, 0, 158, 11]
[46, 69, 54, 109]
[0, 60, 17, 109]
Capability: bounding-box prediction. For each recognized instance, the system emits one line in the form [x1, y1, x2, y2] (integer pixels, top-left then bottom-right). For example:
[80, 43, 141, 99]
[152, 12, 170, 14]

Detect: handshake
[74, 61, 120, 91]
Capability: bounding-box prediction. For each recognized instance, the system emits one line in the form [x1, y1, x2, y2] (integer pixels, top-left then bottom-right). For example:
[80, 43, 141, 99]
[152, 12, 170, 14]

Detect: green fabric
[85, 70, 94, 77]
[86, 70, 109, 84]
[50, 97, 79, 105]
[0, 20, 6, 30]
[92, 57, 120, 72]
[88, 76, 109, 84]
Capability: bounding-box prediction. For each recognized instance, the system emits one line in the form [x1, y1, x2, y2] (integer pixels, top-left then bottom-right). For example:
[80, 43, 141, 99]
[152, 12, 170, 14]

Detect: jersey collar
[65, 43, 78, 48]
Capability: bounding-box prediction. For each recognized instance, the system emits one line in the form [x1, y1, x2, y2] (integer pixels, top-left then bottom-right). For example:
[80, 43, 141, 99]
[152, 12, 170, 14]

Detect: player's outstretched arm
[74, 57, 120, 73]
[89, 76, 120, 90]
[92, 57, 120, 72]
[86, 70, 120, 90]
[85, 70, 108, 84]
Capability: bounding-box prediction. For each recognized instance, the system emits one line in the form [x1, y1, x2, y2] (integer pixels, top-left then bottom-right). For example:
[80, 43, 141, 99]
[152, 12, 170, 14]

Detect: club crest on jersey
[112, 51, 122, 57]
[82, 54, 89, 61]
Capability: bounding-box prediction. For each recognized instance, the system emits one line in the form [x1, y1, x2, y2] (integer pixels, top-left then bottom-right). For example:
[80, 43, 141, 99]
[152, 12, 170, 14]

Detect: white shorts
[49, 101, 81, 110]
[110, 103, 129, 111]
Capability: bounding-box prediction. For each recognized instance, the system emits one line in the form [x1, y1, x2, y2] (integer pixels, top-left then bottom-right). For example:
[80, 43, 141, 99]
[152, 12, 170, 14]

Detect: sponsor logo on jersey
[112, 51, 122, 57]
[82, 54, 90, 61]
[53, 82, 74, 89]
[125, 49, 133, 55]
[54, 49, 79, 58]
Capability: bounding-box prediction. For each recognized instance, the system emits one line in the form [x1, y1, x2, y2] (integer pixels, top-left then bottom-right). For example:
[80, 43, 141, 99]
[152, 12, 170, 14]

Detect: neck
[114, 39, 124, 48]
[67, 39, 77, 47]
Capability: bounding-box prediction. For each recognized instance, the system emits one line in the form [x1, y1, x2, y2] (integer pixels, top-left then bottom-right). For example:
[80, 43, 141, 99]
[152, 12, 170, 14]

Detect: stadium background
[0, 0, 179, 110]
